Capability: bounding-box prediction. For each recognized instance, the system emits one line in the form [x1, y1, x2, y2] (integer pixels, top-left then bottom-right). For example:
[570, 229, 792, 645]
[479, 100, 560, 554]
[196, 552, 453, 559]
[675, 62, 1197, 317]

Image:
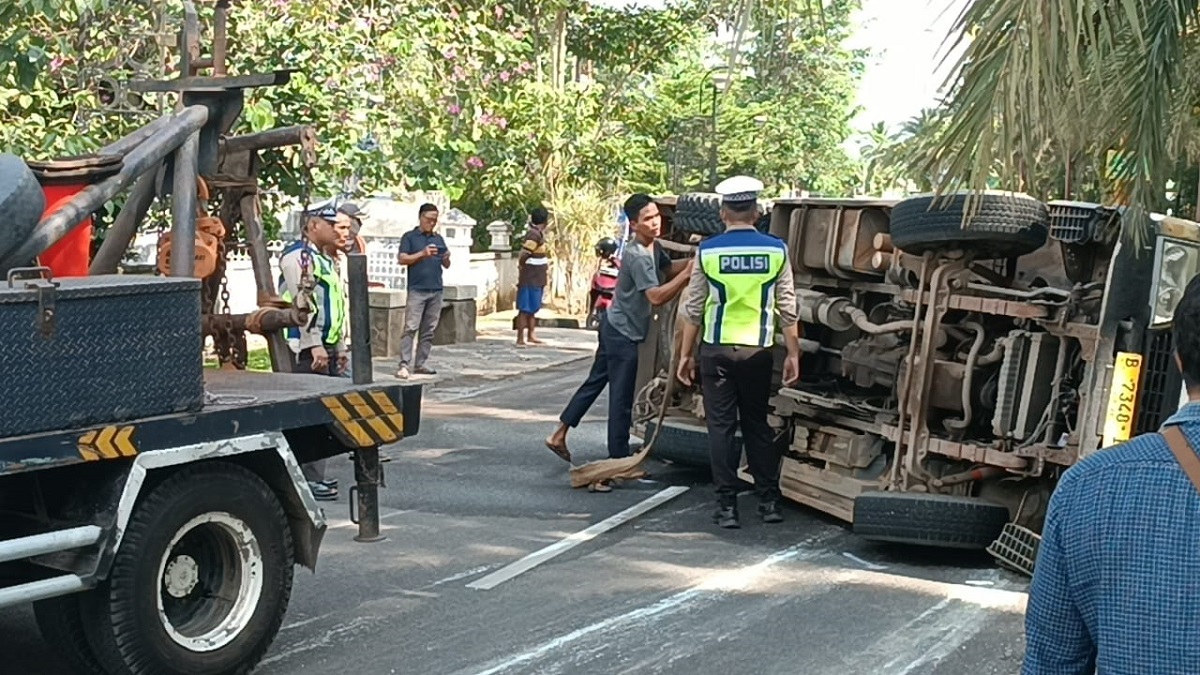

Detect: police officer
[278, 202, 350, 501]
[677, 176, 801, 528]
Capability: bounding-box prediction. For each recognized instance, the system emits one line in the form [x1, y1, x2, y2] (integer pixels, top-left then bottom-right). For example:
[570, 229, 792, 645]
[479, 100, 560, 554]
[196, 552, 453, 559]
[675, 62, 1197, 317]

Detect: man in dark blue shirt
[1024, 273, 1200, 674]
[396, 203, 450, 379]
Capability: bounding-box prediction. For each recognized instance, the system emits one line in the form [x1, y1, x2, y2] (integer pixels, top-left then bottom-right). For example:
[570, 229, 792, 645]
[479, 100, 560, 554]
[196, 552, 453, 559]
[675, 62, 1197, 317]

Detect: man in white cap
[676, 175, 802, 528]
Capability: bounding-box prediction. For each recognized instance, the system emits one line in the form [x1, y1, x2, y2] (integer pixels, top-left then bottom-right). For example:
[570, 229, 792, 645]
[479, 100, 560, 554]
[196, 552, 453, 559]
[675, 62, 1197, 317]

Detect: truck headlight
[1151, 239, 1200, 326]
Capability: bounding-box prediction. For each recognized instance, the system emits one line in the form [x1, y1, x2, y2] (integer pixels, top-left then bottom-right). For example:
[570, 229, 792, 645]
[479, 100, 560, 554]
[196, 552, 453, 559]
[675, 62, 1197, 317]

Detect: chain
[220, 247, 240, 368]
[298, 159, 315, 292]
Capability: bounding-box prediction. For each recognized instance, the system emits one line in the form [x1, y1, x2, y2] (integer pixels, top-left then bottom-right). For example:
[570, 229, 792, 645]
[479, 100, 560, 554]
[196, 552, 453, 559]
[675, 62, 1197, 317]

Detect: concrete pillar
[487, 220, 513, 251]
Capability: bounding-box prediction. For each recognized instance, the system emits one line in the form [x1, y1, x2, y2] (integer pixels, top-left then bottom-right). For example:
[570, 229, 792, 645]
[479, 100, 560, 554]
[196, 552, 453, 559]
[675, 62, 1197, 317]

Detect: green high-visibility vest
[278, 241, 346, 345]
[698, 230, 788, 348]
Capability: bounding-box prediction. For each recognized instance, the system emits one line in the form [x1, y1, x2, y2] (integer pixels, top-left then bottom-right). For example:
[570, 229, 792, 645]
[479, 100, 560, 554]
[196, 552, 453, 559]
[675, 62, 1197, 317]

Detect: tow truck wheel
[0, 153, 46, 259]
[33, 594, 106, 675]
[81, 462, 294, 675]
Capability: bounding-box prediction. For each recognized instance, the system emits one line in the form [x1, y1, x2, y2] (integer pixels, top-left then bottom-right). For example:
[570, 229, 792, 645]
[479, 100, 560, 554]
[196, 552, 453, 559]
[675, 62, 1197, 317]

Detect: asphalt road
[2, 361, 1031, 674]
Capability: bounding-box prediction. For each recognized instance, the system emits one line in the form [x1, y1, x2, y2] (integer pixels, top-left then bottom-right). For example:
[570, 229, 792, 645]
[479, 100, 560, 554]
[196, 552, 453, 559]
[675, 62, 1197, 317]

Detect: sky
[846, 0, 969, 136]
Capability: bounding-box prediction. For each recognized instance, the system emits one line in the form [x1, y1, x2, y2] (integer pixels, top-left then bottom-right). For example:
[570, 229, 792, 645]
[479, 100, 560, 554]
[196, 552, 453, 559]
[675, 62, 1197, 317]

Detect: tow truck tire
[852, 492, 1011, 550]
[0, 154, 46, 261]
[675, 192, 725, 236]
[33, 594, 105, 675]
[81, 462, 294, 675]
[889, 192, 1049, 259]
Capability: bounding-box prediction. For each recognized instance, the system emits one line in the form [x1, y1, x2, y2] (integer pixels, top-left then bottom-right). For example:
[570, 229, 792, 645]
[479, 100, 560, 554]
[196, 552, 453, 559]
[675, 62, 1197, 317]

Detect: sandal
[588, 480, 613, 493]
[544, 439, 571, 463]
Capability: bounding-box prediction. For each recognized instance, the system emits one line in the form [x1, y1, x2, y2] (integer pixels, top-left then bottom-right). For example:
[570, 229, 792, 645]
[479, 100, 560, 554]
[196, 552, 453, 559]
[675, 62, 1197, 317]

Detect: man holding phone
[396, 202, 451, 379]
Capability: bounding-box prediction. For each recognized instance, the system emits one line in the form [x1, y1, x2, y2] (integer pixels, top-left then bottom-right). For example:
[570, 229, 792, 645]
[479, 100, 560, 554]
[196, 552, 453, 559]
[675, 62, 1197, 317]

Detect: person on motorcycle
[586, 237, 621, 330]
[676, 175, 801, 528]
[544, 194, 692, 469]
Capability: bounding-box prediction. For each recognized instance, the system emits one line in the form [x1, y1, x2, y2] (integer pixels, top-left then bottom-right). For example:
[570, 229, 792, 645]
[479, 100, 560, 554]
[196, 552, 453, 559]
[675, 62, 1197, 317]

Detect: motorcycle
[585, 237, 621, 331]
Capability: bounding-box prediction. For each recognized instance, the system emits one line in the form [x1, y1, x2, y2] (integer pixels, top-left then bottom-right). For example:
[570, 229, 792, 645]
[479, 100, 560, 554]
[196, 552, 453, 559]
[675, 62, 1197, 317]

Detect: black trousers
[294, 344, 345, 483]
[295, 344, 345, 377]
[559, 316, 640, 458]
[700, 343, 781, 503]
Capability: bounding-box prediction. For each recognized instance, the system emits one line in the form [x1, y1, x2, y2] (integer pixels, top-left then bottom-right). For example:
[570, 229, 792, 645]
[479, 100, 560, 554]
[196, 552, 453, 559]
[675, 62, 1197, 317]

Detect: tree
[1, 0, 867, 306]
[926, 0, 1200, 242]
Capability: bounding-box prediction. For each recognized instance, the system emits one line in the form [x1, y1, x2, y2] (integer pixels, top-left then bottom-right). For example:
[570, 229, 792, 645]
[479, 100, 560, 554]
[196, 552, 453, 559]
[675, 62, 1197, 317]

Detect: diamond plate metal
[0, 275, 204, 438]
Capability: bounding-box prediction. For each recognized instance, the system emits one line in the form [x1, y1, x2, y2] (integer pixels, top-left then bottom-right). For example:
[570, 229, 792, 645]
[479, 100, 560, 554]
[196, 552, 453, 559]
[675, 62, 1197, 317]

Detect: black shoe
[308, 481, 338, 502]
[712, 505, 740, 529]
[414, 366, 437, 375]
[759, 501, 784, 524]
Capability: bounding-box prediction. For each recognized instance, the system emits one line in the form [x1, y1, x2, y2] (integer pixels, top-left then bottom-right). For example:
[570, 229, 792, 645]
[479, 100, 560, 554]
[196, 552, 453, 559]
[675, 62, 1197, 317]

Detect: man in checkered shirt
[1023, 274, 1200, 674]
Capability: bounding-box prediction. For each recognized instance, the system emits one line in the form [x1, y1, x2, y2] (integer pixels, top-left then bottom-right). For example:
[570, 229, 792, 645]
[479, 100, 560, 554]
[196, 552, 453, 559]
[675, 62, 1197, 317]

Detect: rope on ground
[568, 317, 684, 490]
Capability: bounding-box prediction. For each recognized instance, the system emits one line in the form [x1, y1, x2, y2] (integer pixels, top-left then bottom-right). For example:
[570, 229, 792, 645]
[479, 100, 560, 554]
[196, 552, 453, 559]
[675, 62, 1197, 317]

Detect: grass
[203, 347, 274, 372]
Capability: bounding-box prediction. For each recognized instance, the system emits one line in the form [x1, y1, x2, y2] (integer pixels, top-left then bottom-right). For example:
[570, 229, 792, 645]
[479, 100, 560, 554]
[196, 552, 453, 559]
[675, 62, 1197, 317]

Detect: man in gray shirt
[545, 194, 692, 468]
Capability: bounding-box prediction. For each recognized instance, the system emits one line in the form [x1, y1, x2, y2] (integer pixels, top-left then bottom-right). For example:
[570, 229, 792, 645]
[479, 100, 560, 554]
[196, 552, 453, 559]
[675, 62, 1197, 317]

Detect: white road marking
[466, 486, 689, 591]
[326, 507, 413, 530]
[427, 565, 496, 588]
[836, 567, 1028, 608]
[279, 611, 335, 632]
[842, 551, 889, 570]
[809, 567, 1026, 675]
[461, 532, 837, 675]
[432, 384, 509, 403]
[259, 615, 379, 666]
[880, 599, 990, 675]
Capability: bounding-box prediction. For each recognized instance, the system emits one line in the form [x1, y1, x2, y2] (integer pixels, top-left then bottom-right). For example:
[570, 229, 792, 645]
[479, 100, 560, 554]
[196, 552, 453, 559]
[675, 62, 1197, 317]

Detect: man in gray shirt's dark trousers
[545, 194, 692, 468]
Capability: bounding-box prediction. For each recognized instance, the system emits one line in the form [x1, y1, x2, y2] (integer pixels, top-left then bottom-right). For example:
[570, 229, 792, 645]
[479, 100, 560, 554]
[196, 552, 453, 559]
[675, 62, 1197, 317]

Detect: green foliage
[1, 0, 866, 304]
[923, 0, 1200, 243]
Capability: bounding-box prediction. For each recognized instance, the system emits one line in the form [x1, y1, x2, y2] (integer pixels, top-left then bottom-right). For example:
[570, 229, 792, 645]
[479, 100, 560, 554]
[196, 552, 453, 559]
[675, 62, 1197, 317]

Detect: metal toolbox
[0, 271, 204, 438]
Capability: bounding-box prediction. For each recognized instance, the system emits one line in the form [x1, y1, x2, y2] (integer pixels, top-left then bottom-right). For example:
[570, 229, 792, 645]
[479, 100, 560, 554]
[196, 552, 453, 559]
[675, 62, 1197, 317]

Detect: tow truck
[0, 5, 421, 674]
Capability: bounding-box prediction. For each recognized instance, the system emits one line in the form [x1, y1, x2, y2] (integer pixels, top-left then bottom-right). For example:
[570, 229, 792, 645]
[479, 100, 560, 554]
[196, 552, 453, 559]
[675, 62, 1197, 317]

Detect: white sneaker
[397, 366, 410, 379]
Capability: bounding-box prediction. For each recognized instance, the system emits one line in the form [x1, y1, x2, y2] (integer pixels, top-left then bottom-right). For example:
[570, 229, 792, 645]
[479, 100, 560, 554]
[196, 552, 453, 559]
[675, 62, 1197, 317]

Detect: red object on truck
[25, 154, 124, 278]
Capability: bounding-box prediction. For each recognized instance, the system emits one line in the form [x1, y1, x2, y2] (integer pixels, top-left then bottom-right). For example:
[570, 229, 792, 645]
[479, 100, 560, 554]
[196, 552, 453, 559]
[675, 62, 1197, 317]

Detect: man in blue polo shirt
[396, 203, 450, 379]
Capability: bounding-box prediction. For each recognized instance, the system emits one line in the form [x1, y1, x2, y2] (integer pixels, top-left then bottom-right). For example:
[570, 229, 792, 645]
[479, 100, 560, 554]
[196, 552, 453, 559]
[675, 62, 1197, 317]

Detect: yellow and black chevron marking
[321, 391, 405, 448]
[77, 426, 138, 462]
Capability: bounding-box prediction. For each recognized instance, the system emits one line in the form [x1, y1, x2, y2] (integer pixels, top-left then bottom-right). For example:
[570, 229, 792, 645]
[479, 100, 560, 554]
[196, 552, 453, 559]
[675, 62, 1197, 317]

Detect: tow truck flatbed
[0, 370, 422, 477]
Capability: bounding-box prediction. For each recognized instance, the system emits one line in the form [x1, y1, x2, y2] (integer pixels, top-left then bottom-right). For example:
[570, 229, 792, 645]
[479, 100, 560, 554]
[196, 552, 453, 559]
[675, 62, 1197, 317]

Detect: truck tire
[33, 594, 105, 675]
[0, 154, 47, 261]
[889, 192, 1049, 259]
[674, 192, 724, 236]
[81, 462, 294, 675]
[852, 492, 1011, 550]
[643, 418, 722, 471]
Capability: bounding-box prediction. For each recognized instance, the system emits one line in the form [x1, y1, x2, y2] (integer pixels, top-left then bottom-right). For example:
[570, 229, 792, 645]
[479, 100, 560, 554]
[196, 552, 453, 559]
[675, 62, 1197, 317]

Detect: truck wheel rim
[155, 511, 264, 652]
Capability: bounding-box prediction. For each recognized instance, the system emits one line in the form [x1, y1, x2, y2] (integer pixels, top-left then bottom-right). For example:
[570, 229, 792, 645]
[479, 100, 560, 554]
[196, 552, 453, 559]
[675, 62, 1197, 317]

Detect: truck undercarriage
[636, 191, 1198, 573]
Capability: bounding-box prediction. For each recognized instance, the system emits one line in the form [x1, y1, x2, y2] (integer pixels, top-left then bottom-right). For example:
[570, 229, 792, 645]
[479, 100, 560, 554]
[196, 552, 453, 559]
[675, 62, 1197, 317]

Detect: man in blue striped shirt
[1023, 273, 1200, 674]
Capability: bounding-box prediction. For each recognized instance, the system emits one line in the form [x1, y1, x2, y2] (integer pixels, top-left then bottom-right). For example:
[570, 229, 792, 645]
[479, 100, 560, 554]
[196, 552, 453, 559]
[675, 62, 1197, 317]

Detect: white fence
[128, 230, 505, 313]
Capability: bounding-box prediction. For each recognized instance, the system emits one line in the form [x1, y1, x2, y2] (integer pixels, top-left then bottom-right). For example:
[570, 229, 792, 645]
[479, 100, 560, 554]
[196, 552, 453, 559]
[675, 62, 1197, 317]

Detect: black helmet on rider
[594, 237, 619, 258]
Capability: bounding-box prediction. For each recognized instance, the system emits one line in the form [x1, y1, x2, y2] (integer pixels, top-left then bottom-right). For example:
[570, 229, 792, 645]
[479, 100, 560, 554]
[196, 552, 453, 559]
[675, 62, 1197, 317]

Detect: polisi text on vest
[719, 253, 771, 274]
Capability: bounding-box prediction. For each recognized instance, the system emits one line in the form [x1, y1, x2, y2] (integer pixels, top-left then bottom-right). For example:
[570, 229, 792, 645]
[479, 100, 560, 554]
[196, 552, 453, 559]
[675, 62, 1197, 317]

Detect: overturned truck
[637, 191, 1196, 573]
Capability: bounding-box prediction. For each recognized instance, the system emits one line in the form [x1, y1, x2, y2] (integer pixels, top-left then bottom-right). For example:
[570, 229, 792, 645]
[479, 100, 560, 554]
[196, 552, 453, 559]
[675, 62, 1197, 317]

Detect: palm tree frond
[932, 0, 1200, 244]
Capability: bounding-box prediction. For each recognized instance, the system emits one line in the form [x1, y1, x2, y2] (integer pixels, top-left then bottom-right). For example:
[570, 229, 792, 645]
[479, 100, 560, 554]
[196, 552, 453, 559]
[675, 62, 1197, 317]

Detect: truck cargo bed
[0, 370, 422, 476]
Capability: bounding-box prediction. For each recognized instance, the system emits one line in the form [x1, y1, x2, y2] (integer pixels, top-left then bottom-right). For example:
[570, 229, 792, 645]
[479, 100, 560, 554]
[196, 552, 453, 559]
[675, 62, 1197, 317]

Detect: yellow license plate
[1101, 352, 1143, 448]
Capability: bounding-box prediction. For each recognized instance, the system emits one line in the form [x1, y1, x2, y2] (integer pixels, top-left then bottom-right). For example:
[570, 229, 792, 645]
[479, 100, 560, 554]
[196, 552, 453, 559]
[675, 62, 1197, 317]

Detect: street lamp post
[708, 82, 719, 190]
[706, 69, 731, 191]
